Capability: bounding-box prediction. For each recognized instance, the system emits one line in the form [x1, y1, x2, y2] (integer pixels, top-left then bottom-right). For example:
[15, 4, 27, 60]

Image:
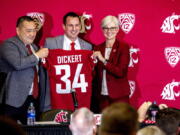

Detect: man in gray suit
[0, 16, 49, 124]
[44, 12, 92, 110]
[44, 12, 92, 50]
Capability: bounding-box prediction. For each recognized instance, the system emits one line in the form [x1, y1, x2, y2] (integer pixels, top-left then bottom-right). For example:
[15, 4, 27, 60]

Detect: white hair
[70, 107, 96, 135]
[101, 15, 119, 28]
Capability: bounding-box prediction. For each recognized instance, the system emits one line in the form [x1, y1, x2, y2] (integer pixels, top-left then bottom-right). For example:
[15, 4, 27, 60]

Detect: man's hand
[35, 48, 49, 58]
[137, 101, 152, 122]
[158, 104, 168, 109]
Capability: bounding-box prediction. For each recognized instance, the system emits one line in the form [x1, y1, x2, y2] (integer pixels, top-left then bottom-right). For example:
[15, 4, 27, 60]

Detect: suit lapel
[59, 36, 64, 49]
[108, 40, 119, 62]
[101, 42, 106, 58]
[55, 35, 64, 49]
[79, 38, 85, 50]
[14, 36, 29, 56]
[15, 36, 39, 56]
[32, 44, 39, 51]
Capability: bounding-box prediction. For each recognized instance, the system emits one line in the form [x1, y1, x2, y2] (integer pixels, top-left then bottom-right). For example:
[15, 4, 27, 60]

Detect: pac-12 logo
[27, 12, 45, 31]
[161, 13, 180, 34]
[118, 13, 135, 34]
[164, 47, 180, 68]
[161, 80, 180, 100]
[129, 46, 140, 67]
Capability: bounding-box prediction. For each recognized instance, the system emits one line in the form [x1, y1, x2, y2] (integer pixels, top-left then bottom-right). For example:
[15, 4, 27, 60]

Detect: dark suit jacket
[0, 36, 49, 111]
[94, 40, 130, 99]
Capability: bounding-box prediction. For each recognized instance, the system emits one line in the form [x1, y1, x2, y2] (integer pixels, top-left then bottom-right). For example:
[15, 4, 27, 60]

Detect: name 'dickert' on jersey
[57, 55, 82, 64]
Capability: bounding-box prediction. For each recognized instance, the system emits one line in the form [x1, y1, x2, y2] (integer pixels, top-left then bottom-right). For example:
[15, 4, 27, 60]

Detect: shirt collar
[64, 35, 81, 50]
[64, 35, 79, 44]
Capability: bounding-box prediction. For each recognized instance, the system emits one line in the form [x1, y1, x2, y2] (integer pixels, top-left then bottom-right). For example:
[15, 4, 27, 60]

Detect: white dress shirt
[101, 47, 112, 95]
[63, 35, 81, 50]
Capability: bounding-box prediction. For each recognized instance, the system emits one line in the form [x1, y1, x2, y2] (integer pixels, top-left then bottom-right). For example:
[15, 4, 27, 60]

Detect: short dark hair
[156, 108, 180, 135]
[0, 116, 26, 135]
[99, 102, 138, 135]
[63, 12, 80, 25]
[16, 16, 34, 27]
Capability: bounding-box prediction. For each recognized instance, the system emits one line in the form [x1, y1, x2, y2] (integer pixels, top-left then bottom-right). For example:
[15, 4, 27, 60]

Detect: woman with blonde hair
[93, 15, 130, 111]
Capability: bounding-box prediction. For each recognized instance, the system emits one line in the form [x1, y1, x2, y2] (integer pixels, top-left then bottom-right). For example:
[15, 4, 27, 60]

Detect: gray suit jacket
[44, 35, 92, 50]
[0, 36, 49, 110]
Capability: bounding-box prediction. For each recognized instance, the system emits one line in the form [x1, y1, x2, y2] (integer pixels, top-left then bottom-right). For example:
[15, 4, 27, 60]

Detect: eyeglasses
[102, 27, 118, 31]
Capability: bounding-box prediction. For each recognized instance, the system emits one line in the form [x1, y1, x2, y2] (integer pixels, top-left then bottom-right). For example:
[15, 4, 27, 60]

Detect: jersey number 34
[54, 64, 88, 94]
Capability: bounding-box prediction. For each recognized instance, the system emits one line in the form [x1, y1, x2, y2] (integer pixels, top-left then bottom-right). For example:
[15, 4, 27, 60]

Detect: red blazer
[94, 40, 130, 99]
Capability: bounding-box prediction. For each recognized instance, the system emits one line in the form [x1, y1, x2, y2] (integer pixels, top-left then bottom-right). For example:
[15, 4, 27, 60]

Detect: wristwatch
[103, 59, 108, 65]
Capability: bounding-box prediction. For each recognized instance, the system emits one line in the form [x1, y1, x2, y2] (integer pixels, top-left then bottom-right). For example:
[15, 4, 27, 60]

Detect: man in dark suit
[44, 12, 92, 50]
[0, 16, 49, 124]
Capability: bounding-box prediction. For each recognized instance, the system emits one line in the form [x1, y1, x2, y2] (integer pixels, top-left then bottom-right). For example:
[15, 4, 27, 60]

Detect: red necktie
[71, 42, 75, 50]
[26, 44, 39, 98]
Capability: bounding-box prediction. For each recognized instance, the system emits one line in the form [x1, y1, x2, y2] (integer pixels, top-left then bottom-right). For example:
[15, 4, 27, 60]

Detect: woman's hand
[93, 51, 106, 63]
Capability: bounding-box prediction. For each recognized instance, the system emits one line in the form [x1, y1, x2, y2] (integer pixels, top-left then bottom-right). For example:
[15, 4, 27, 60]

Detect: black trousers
[3, 96, 38, 125]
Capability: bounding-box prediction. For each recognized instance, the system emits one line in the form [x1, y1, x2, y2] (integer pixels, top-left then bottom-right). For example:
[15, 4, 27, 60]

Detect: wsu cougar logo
[164, 47, 180, 68]
[80, 12, 92, 33]
[129, 80, 136, 97]
[161, 13, 180, 34]
[129, 46, 140, 67]
[118, 13, 135, 34]
[54, 111, 68, 123]
[161, 80, 180, 100]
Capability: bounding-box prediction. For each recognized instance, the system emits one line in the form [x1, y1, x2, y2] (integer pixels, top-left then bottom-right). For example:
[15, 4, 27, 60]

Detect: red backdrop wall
[1, 0, 180, 109]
